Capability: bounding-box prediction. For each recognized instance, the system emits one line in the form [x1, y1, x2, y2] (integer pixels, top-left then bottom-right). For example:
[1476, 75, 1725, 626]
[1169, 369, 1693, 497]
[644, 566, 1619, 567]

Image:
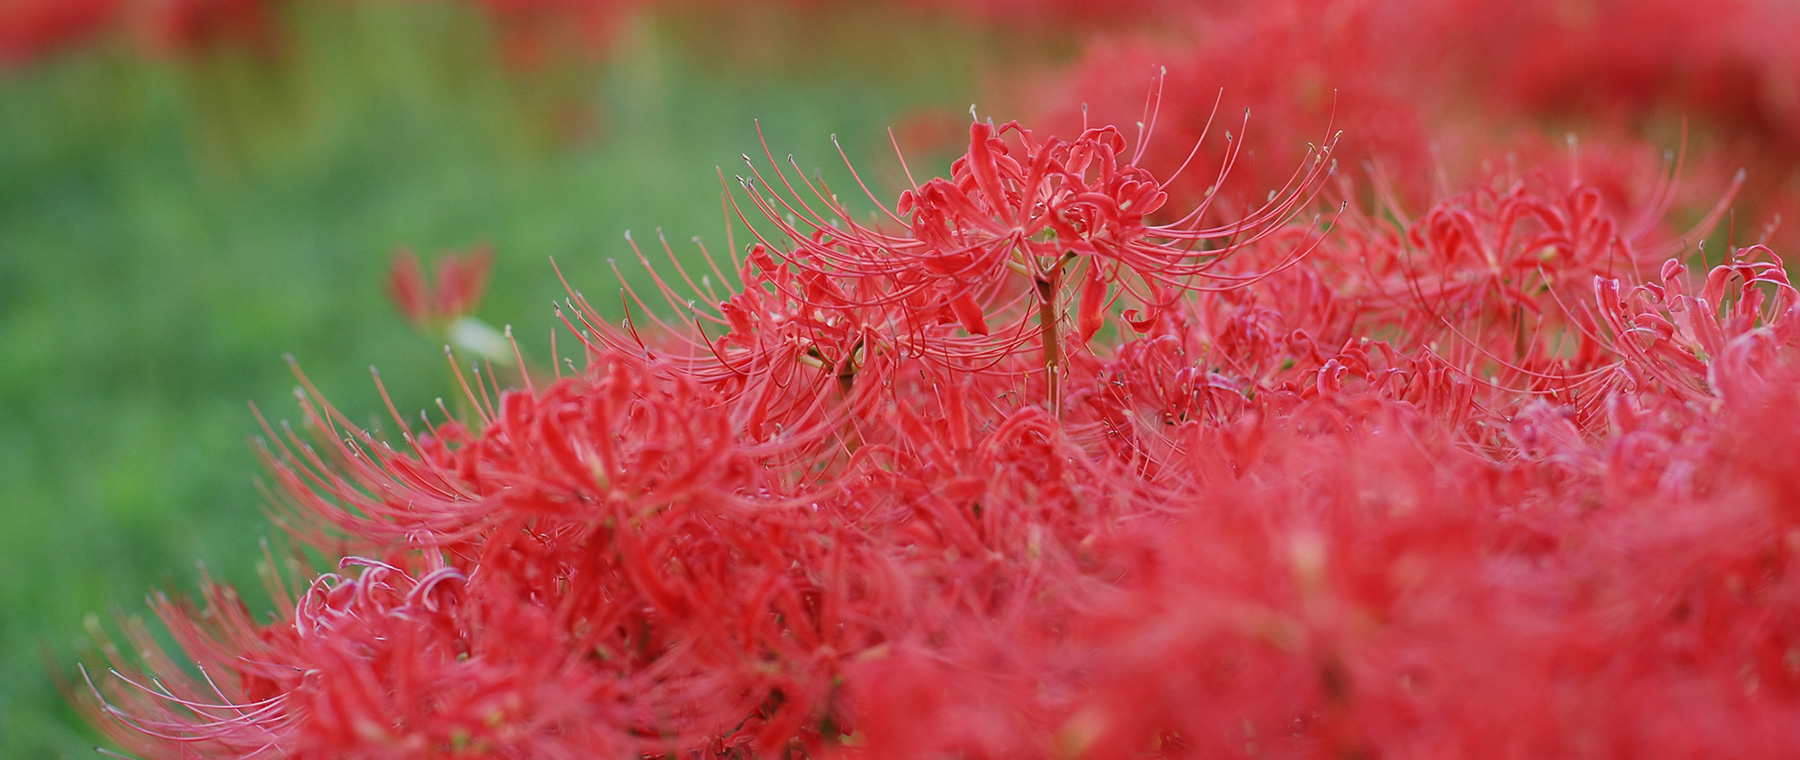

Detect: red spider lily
[475, 0, 641, 71]
[1, 0, 271, 64]
[1021, 0, 1800, 247]
[572, 103, 1336, 427]
[87, 351, 893, 757]
[1048, 0, 1432, 208]
[886, 389, 1800, 757]
[1431, 0, 1800, 150]
[0, 0, 120, 67]
[1341, 169, 1726, 341]
[1589, 245, 1798, 404]
[891, 0, 1175, 31]
[388, 245, 496, 332]
[74, 102, 1800, 759]
[136, 0, 281, 58]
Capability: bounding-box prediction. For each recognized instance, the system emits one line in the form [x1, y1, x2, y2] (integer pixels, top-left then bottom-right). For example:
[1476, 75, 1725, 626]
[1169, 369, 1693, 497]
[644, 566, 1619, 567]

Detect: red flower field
[25, 0, 1800, 757]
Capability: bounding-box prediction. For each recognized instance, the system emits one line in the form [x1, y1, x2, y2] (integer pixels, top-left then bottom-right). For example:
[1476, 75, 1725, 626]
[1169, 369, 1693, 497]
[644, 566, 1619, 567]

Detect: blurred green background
[0, 3, 1024, 754]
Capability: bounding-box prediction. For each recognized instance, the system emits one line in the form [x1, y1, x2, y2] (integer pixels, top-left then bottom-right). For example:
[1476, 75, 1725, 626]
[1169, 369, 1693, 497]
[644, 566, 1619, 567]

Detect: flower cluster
[1042, 0, 1800, 244]
[76, 89, 1800, 757]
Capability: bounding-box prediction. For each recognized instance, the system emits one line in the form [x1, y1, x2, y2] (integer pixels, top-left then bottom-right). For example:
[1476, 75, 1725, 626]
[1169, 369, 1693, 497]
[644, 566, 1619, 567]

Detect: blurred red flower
[387, 244, 495, 331]
[0, 0, 121, 67]
[136, 0, 280, 57]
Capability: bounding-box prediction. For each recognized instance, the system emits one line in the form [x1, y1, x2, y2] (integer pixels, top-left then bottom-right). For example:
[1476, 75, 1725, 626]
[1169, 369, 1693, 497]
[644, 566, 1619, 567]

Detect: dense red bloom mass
[1043, 0, 1800, 242]
[25, 0, 1800, 756]
[80, 101, 1800, 757]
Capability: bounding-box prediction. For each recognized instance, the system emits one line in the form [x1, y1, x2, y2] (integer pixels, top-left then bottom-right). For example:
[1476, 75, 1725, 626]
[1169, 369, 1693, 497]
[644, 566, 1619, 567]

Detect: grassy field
[0, 4, 996, 754]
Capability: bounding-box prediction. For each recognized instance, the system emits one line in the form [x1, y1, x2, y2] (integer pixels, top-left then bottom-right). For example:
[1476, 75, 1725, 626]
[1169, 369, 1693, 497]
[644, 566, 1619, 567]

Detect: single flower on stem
[388, 244, 515, 365]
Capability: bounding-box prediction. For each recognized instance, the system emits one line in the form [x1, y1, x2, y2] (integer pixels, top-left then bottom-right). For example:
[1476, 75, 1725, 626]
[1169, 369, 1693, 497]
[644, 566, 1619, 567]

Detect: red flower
[387, 245, 496, 332]
[136, 0, 280, 58]
[0, 0, 121, 67]
[76, 105, 1800, 759]
[475, 0, 641, 71]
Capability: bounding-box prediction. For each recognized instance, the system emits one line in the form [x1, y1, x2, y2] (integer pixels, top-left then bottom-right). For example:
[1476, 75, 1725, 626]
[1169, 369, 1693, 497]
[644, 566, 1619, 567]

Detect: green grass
[0, 4, 994, 755]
